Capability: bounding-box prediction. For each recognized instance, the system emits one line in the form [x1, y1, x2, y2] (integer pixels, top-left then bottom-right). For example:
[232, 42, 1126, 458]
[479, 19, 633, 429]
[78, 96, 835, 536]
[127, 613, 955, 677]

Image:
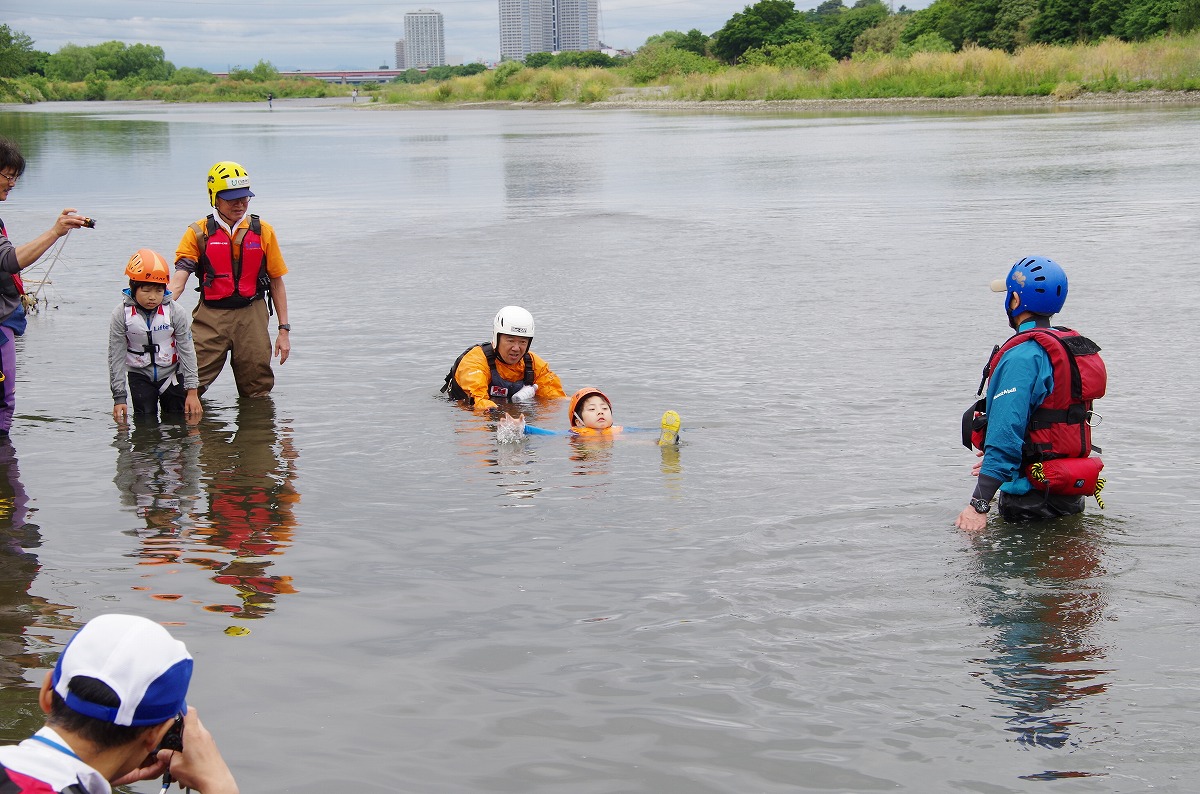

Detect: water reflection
[502, 132, 601, 210]
[568, 434, 616, 477]
[968, 518, 1110, 759]
[0, 442, 71, 740]
[114, 421, 204, 567]
[0, 112, 169, 162]
[116, 400, 300, 620]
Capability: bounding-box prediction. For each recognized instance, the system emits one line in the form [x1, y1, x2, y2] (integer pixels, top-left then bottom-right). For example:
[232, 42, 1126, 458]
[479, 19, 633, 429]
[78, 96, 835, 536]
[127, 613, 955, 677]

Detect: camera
[158, 715, 184, 753]
[82, 217, 97, 229]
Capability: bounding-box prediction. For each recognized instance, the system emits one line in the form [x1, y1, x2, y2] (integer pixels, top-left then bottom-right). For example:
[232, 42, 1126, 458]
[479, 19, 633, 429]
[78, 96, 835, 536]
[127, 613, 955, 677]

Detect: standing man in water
[0, 137, 94, 436]
[0, 613, 239, 794]
[442, 305, 566, 412]
[169, 161, 291, 398]
[956, 256, 1107, 532]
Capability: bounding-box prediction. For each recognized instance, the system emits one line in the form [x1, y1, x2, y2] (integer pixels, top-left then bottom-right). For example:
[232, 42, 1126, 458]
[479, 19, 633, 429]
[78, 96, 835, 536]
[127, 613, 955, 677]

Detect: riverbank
[359, 88, 1200, 113]
[590, 88, 1200, 111]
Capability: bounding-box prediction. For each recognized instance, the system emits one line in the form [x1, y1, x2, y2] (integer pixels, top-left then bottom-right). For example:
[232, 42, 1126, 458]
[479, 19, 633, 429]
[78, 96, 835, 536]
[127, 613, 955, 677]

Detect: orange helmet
[125, 249, 170, 284]
[569, 387, 612, 427]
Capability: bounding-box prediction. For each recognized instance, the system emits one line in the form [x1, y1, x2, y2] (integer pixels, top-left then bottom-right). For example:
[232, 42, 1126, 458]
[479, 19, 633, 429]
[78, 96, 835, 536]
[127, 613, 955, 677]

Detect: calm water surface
[0, 99, 1198, 792]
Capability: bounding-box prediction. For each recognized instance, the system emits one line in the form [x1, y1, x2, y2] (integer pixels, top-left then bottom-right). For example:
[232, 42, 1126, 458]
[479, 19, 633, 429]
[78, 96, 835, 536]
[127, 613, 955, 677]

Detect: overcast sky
[5, 0, 884, 71]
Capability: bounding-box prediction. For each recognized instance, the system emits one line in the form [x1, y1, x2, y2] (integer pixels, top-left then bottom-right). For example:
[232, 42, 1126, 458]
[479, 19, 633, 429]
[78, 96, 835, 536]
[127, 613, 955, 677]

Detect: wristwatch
[970, 497, 991, 514]
[277, 324, 291, 331]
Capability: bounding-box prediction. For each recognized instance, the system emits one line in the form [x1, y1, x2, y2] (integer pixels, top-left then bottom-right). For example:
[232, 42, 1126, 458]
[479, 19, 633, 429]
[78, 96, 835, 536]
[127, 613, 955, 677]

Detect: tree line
[640, 0, 1198, 69]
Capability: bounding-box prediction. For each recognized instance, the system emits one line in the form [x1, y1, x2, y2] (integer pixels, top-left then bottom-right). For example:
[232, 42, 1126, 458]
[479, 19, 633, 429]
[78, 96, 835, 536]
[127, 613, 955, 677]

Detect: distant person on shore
[169, 161, 291, 398]
[0, 136, 94, 437]
[0, 613, 239, 794]
[442, 305, 566, 412]
[109, 248, 202, 425]
[266, 92, 273, 109]
[351, 88, 359, 102]
[956, 256, 1107, 532]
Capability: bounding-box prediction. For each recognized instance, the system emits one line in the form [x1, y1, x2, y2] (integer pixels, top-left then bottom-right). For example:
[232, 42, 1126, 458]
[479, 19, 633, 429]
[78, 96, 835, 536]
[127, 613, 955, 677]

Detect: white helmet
[493, 305, 535, 350]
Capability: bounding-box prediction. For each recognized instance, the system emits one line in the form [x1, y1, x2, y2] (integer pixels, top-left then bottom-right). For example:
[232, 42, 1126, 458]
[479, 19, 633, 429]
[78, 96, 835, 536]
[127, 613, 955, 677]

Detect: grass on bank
[663, 33, 1200, 101]
[374, 32, 1200, 105]
[0, 74, 341, 103]
[377, 64, 622, 104]
[3, 32, 1198, 106]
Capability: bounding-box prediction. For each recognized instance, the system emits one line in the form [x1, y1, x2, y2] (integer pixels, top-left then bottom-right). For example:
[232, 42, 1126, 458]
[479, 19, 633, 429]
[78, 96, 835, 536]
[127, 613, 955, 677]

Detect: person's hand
[970, 449, 983, 477]
[51, 208, 90, 238]
[110, 753, 168, 787]
[275, 328, 291, 364]
[955, 505, 988, 533]
[511, 383, 538, 402]
[161, 707, 240, 794]
[185, 391, 203, 423]
[113, 403, 128, 425]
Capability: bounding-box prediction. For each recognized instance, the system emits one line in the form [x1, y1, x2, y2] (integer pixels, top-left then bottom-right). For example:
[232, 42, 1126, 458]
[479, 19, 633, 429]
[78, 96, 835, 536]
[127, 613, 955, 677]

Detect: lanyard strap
[29, 734, 81, 761]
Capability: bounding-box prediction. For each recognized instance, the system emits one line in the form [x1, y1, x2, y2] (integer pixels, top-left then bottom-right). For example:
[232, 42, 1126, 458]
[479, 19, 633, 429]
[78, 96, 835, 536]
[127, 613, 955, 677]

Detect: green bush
[740, 39, 837, 69]
[625, 43, 722, 82]
[170, 67, 215, 85]
[489, 60, 524, 87]
[84, 75, 107, 100]
[894, 31, 956, 56]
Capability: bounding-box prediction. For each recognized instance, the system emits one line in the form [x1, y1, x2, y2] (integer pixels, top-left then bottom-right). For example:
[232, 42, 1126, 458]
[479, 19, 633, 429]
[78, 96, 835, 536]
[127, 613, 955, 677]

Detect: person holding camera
[0, 137, 94, 436]
[168, 161, 291, 398]
[0, 613, 239, 794]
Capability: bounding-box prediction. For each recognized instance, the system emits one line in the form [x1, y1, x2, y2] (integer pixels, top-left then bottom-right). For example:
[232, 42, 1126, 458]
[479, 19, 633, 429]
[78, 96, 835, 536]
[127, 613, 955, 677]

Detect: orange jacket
[453, 344, 565, 412]
[569, 426, 623, 437]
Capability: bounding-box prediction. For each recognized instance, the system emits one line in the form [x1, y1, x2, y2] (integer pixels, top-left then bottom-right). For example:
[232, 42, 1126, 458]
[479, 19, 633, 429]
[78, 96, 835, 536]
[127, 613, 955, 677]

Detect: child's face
[134, 284, 166, 311]
[577, 395, 613, 429]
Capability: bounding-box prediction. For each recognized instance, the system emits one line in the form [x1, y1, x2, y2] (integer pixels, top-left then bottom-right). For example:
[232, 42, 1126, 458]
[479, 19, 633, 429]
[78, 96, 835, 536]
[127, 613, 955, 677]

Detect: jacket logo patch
[995, 387, 1017, 398]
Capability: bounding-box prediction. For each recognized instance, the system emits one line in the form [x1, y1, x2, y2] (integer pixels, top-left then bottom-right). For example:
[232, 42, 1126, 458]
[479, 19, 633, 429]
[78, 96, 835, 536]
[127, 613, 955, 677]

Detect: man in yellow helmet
[168, 161, 291, 398]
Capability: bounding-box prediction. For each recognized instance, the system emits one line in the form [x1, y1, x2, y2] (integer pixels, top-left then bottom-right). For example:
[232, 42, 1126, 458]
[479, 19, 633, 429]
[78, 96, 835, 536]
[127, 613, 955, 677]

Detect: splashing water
[495, 414, 527, 445]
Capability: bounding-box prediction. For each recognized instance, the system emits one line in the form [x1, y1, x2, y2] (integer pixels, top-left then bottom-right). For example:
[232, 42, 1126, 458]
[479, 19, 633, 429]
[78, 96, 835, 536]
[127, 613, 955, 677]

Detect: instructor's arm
[14, 209, 89, 268]
[271, 276, 289, 364]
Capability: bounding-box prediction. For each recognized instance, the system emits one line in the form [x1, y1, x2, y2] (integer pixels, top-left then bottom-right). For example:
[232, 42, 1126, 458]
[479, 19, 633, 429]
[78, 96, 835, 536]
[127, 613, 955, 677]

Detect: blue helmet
[1004, 256, 1067, 318]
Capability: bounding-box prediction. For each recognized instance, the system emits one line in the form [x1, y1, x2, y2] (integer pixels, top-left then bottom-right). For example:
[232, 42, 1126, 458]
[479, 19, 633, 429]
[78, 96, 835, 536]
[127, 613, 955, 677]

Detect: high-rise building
[498, 0, 598, 61]
[394, 39, 407, 70]
[405, 9, 446, 69]
[552, 0, 599, 52]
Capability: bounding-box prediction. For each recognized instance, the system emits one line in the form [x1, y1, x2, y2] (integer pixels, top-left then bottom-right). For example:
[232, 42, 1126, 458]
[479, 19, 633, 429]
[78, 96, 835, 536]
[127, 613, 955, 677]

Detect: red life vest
[193, 215, 266, 308]
[0, 220, 25, 299]
[986, 326, 1106, 464]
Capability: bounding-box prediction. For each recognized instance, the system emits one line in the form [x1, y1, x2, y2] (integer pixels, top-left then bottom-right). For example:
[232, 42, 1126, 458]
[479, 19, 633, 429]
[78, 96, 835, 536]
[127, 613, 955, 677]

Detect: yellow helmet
[125, 249, 170, 284]
[206, 161, 254, 207]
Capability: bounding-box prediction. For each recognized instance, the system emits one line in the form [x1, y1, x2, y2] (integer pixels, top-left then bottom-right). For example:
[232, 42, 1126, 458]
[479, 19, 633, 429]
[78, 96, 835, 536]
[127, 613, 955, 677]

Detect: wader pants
[192, 299, 274, 398]
[128, 370, 188, 417]
[0, 328, 14, 433]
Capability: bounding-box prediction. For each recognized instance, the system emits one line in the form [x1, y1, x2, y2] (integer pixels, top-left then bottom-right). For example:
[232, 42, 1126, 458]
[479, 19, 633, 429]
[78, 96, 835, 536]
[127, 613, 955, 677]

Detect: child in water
[108, 249, 202, 424]
[569, 388, 620, 435]
[499, 387, 680, 445]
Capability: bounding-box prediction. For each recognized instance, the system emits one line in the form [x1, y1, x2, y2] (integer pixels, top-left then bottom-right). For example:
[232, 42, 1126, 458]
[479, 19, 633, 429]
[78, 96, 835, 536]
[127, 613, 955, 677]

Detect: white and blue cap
[52, 614, 193, 727]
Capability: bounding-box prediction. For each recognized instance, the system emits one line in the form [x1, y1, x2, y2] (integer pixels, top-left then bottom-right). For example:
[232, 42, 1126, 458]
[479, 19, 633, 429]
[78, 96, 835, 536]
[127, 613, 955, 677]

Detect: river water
[0, 98, 1198, 792]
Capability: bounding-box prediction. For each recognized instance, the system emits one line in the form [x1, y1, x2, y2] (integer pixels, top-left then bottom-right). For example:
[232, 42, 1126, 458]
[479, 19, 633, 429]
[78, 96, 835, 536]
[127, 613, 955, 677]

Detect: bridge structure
[212, 69, 407, 84]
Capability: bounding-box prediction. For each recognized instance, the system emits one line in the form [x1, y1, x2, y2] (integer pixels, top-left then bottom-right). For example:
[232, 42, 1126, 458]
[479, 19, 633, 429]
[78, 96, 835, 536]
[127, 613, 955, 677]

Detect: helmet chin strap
[216, 206, 246, 227]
